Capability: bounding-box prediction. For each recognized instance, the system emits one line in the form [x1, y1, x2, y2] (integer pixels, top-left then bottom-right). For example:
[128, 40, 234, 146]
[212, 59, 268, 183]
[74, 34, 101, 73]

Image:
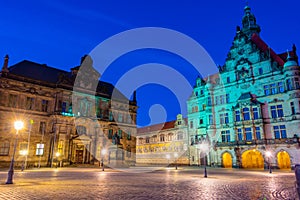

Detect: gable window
[243, 108, 250, 120]
[273, 125, 287, 139]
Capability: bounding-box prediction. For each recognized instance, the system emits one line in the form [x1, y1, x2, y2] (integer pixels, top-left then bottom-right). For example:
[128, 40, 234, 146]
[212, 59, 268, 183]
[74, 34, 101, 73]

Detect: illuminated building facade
[188, 6, 300, 169]
[0, 55, 137, 168]
[136, 114, 189, 165]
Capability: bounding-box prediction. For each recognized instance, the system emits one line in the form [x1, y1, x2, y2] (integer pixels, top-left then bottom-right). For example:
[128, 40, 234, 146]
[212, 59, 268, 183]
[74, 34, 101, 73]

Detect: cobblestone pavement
[0, 167, 297, 200]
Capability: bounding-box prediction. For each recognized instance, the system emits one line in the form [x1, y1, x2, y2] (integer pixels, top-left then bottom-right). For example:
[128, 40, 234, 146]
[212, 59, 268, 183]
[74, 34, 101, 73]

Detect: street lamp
[55, 152, 60, 168]
[6, 120, 24, 184]
[166, 154, 170, 168]
[174, 153, 178, 170]
[199, 142, 209, 178]
[101, 149, 107, 171]
[20, 150, 28, 171]
[266, 151, 272, 173]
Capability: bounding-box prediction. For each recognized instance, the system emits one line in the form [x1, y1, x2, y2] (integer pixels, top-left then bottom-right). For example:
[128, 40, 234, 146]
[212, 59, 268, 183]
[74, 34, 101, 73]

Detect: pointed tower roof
[241, 5, 261, 36]
[1, 55, 9, 73]
[284, 51, 298, 68]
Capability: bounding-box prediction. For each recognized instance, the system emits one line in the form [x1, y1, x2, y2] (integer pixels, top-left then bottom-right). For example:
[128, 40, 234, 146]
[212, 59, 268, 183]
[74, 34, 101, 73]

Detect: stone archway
[241, 150, 264, 169]
[277, 151, 291, 169]
[222, 152, 232, 168]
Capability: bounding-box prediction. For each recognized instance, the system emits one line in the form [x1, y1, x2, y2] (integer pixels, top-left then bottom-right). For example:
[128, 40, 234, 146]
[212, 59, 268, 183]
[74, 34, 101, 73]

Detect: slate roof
[7, 60, 130, 101]
[137, 118, 187, 135]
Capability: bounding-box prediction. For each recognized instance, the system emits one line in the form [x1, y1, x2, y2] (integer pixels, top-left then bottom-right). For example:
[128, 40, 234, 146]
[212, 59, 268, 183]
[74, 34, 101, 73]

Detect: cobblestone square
[0, 167, 297, 200]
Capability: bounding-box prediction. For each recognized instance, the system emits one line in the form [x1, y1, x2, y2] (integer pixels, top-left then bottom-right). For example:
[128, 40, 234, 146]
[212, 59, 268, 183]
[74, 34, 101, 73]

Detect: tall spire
[1, 55, 9, 73]
[241, 5, 261, 36]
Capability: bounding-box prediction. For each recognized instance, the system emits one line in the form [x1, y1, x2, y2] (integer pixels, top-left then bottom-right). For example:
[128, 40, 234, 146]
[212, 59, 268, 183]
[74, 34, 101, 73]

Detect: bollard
[295, 164, 300, 198]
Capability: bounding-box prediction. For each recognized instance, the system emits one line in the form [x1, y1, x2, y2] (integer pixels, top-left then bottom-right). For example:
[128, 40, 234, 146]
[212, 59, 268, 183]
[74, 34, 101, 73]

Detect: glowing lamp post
[55, 152, 60, 168]
[199, 142, 209, 178]
[174, 153, 178, 170]
[101, 149, 107, 171]
[266, 151, 272, 173]
[6, 120, 24, 184]
[20, 150, 28, 171]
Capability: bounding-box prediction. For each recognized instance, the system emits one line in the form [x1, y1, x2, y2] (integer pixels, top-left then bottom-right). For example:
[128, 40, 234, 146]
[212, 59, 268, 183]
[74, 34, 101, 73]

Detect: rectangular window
[243, 108, 250, 120]
[199, 119, 203, 124]
[221, 130, 230, 142]
[295, 78, 300, 89]
[226, 94, 230, 103]
[278, 82, 284, 93]
[235, 110, 241, 122]
[245, 127, 252, 140]
[215, 96, 219, 105]
[207, 97, 212, 106]
[19, 142, 28, 152]
[118, 113, 123, 122]
[108, 129, 113, 139]
[264, 85, 270, 96]
[200, 90, 204, 95]
[62, 102, 67, 113]
[237, 128, 243, 141]
[8, 94, 17, 108]
[146, 137, 150, 143]
[227, 77, 230, 83]
[270, 83, 277, 94]
[277, 105, 284, 117]
[109, 111, 113, 121]
[208, 115, 213, 125]
[253, 107, 259, 119]
[223, 113, 229, 124]
[258, 68, 263, 75]
[291, 102, 295, 115]
[36, 143, 44, 156]
[190, 121, 194, 129]
[41, 100, 49, 112]
[160, 135, 165, 142]
[270, 105, 284, 118]
[118, 129, 122, 139]
[220, 95, 225, 104]
[39, 122, 46, 134]
[26, 97, 35, 110]
[58, 141, 64, 155]
[271, 105, 277, 118]
[0, 142, 10, 155]
[274, 125, 287, 139]
[255, 127, 261, 140]
[286, 79, 292, 90]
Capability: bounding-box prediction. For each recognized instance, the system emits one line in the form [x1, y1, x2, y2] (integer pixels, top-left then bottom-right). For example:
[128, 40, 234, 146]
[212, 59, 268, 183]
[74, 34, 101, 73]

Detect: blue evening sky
[0, 0, 299, 127]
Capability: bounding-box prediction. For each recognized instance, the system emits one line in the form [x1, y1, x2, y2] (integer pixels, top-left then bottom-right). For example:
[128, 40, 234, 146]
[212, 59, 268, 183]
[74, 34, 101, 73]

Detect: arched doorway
[241, 150, 264, 169]
[277, 151, 291, 169]
[222, 152, 232, 168]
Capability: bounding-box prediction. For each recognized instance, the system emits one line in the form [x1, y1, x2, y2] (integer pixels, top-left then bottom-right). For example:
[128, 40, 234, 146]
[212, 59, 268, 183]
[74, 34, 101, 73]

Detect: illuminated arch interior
[277, 151, 291, 169]
[241, 150, 264, 169]
[222, 152, 232, 168]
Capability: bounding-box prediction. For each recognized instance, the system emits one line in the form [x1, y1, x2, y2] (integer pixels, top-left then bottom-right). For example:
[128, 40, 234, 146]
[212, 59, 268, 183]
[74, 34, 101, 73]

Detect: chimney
[1, 55, 9, 73]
